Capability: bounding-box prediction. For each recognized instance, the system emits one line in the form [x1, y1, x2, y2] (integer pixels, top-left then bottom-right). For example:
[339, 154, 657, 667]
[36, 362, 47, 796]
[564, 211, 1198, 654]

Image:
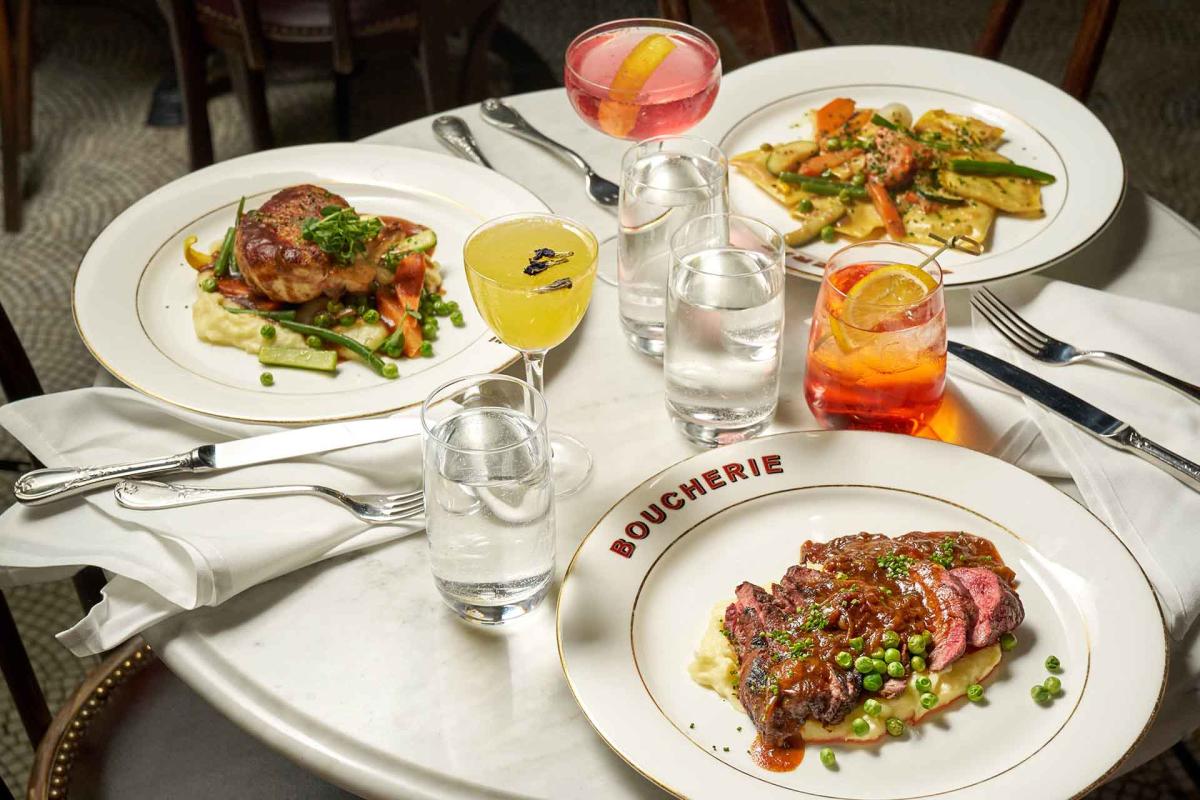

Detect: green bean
[949, 159, 1056, 184]
[871, 113, 898, 131]
[212, 226, 236, 277]
[778, 172, 869, 198]
[224, 308, 298, 321]
[277, 320, 395, 378]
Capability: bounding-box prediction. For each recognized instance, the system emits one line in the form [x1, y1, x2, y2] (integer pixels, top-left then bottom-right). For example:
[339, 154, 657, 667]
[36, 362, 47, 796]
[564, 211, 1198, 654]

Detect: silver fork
[972, 288, 1200, 404]
[114, 480, 423, 524]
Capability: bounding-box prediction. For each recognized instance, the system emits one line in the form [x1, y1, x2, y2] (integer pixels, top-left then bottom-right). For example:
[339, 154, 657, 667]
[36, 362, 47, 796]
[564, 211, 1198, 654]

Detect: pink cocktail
[564, 19, 721, 141]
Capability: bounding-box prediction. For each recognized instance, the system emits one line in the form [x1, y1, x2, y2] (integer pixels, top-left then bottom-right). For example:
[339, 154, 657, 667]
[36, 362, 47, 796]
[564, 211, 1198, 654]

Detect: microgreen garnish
[877, 552, 914, 580]
[799, 603, 829, 632]
[523, 246, 574, 276]
[301, 205, 382, 265]
[930, 537, 956, 569]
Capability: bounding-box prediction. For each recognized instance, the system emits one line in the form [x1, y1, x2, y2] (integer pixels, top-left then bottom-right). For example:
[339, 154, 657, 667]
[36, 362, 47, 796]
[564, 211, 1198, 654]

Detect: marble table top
[143, 80, 1200, 800]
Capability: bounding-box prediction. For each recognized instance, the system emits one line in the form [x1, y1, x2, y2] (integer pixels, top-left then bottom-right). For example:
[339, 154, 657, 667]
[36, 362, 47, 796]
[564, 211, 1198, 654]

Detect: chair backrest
[975, 0, 1121, 102]
[658, 0, 805, 65]
[229, 0, 355, 74]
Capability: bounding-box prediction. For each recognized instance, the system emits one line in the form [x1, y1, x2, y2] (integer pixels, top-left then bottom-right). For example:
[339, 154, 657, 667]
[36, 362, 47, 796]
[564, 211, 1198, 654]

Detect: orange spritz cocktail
[804, 242, 946, 434]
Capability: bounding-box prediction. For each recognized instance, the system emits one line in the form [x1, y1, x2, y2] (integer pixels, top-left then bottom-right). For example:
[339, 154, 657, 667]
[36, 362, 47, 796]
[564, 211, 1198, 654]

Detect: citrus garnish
[829, 264, 937, 352]
[597, 33, 676, 137]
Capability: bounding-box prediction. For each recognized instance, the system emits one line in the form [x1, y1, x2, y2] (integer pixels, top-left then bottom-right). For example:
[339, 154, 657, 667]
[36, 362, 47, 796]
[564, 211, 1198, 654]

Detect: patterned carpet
[0, 0, 1197, 795]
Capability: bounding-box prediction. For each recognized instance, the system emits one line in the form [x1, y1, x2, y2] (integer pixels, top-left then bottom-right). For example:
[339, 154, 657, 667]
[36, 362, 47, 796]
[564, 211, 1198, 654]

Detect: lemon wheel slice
[597, 33, 676, 138]
[829, 264, 938, 352]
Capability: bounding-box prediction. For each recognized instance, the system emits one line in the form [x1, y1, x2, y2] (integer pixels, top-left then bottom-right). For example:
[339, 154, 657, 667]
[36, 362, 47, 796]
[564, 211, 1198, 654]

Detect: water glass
[421, 374, 555, 624]
[619, 136, 727, 357]
[665, 214, 785, 446]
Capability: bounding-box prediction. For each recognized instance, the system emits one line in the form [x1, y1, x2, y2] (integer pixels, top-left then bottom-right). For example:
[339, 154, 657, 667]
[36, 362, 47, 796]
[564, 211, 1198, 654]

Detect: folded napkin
[0, 388, 424, 655]
[965, 276, 1200, 638]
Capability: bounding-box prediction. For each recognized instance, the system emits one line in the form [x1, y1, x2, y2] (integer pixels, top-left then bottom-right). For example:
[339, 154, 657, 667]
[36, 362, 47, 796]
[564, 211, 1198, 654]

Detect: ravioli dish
[731, 98, 1054, 250]
[690, 531, 1025, 771]
[184, 184, 465, 384]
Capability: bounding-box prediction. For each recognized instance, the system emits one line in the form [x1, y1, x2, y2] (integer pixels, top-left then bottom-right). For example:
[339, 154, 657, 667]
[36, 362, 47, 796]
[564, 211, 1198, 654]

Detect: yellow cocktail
[462, 213, 599, 495]
[464, 214, 598, 351]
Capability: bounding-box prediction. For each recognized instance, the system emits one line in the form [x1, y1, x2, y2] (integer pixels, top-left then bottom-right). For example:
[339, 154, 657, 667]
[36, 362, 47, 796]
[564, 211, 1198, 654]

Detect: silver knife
[949, 340, 1200, 492]
[14, 415, 422, 506]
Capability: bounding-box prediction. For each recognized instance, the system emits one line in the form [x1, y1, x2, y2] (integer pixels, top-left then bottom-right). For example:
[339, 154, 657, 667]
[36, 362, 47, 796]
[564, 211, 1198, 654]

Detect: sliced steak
[904, 562, 974, 671]
[950, 566, 1025, 647]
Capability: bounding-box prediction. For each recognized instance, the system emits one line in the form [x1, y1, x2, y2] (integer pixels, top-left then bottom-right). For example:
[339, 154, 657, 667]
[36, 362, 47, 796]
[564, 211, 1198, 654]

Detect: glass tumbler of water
[421, 374, 555, 624]
[665, 213, 786, 446]
[619, 135, 728, 358]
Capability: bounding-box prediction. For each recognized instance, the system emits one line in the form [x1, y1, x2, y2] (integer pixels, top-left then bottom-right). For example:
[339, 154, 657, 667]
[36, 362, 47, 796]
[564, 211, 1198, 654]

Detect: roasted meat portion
[234, 184, 429, 304]
[724, 531, 1023, 748]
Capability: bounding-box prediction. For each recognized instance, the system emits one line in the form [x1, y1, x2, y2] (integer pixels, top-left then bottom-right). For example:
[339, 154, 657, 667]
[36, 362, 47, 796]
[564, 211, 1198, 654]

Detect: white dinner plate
[74, 143, 549, 424]
[557, 431, 1165, 799]
[701, 46, 1125, 286]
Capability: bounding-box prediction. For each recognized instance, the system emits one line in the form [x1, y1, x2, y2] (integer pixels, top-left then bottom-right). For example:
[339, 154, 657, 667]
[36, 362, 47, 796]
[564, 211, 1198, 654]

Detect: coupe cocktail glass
[804, 241, 947, 434]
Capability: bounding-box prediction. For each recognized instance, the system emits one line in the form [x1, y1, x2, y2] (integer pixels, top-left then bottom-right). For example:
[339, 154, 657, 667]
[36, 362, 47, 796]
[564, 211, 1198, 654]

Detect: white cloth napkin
[963, 276, 1200, 638]
[0, 388, 425, 655]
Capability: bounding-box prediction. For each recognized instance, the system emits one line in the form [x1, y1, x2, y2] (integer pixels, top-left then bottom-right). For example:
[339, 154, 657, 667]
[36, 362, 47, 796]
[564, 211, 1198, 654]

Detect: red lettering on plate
[763, 454, 783, 474]
[679, 478, 706, 501]
[747, 458, 761, 476]
[723, 463, 746, 483]
[702, 469, 726, 490]
[641, 504, 666, 524]
[661, 491, 684, 510]
[610, 540, 635, 558]
[625, 521, 650, 540]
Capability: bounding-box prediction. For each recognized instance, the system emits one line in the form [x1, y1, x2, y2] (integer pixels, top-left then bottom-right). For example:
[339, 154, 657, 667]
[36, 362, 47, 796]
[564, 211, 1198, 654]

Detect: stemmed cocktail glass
[463, 213, 599, 495]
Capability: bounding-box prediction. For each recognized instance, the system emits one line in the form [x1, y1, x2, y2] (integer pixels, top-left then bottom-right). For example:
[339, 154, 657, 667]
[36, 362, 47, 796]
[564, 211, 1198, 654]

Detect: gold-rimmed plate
[74, 144, 544, 424]
[557, 430, 1165, 799]
[695, 46, 1125, 287]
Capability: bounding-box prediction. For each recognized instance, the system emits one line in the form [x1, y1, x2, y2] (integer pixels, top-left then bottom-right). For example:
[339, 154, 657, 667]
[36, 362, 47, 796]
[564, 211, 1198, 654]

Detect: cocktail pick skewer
[916, 234, 983, 272]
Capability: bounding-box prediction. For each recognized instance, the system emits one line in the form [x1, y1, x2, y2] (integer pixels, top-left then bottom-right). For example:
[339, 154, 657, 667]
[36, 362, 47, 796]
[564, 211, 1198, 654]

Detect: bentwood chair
[159, 0, 502, 170]
[0, 0, 33, 231]
[658, 0, 831, 64]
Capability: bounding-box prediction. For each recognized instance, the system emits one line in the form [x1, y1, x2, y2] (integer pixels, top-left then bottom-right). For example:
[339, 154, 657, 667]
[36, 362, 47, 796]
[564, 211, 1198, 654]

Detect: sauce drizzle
[749, 736, 805, 772]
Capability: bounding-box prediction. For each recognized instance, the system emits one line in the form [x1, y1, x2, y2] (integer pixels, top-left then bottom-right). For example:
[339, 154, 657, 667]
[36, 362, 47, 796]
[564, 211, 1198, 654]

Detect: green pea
[907, 634, 926, 655]
[260, 324, 275, 339]
[327, 300, 343, 314]
[820, 225, 837, 243]
[881, 630, 900, 649]
[850, 717, 869, 737]
[422, 323, 438, 341]
[835, 651, 853, 669]
[910, 655, 926, 673]
[200, 276, 218, 292]
[869, 648, 884, 660]
[355, 305, 368, 317]
[384, 343, 402, 359]
[446, 301, 459, 312]
[450, 311, 465, 327]
[1000, 632, 1018, 651]
[381, 362, 399, 380]
[434, 302, 451, 317]
[919, 692, 938, 710]
[854, 656, 874, 674]
[797, 198, 814, 213]
[871, 658, 887, 674]
[362, 309, 380, 324]
[305, 335, 323, 349]
[259, 372, 274, 387]
[1043, 676, 1062, 696]
[339, 314, 355, 327]
[966, 684, 984, 703]
[915, 675, 932, 693]
[313, 312, 332, 328]
[1044, 655, 1061, 672]
[838, 188, 852, 203]
[885, 717, 904, 737]
[420, 341, 433, 357]
[862, 673, 883, 692]
[886, 661, 905, 678]
[826, 137, 843, 151]
[851, 173, 866, 187]
[848, 636, 864, 653]
[883, 648, 901, 664]
[1031, 685, 1051, 704]
[819, 747, 836, 768]
[863, 698, 882, 717]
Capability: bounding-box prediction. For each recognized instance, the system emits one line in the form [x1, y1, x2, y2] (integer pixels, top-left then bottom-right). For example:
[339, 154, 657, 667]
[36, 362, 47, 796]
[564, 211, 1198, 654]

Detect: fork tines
[970, 288, 1051, 358]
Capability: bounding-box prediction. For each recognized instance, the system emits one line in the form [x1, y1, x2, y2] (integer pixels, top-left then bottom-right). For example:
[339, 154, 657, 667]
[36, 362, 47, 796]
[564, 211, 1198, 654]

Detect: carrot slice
[867, 180, 906, 239]
[797, 149, 862, 177]
[376, 252, 426, 357]
[815, 98, 856, 140]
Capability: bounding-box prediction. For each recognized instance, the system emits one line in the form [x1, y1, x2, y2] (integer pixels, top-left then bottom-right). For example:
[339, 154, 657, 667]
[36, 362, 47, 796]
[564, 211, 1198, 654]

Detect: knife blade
[15, 415, 422, 505]
[949, 340, 1200, 492]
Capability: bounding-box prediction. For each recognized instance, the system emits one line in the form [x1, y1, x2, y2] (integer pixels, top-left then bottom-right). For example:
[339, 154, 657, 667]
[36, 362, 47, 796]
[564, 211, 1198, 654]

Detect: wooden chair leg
[1062, 0, 1120, 102]
[0, 590, 50, 747]
[227, 50, 273, 151]
[416, 0, 457, 114]
[334, 70, 351, 140]
[15, 0, 30, 152]
[0, 0, 21, 231]
[975, 0, 1024, 60]
[0, 295, 44, 401]
[161, 0, 213, 169]
[459, 1, 501, 103]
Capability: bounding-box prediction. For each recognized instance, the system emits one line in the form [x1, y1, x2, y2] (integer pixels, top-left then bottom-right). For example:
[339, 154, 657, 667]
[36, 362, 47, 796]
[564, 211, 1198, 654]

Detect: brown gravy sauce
[749, 736, 805, 772]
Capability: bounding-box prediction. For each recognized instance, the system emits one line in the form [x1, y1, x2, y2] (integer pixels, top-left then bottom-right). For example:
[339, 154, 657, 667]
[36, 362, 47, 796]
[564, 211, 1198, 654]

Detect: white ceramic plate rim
[697, 45, 1126, 287]
[557, 430, 1166, 799]
[73, 143, 549, 424]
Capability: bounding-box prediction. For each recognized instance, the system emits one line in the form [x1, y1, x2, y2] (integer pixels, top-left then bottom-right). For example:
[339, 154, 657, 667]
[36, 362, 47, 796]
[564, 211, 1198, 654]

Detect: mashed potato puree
[689, 602, 1001, 743]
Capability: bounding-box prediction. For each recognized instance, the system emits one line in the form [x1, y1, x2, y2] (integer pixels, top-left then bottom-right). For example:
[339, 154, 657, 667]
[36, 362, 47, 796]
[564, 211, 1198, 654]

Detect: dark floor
[1, 0, 1198, 795]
